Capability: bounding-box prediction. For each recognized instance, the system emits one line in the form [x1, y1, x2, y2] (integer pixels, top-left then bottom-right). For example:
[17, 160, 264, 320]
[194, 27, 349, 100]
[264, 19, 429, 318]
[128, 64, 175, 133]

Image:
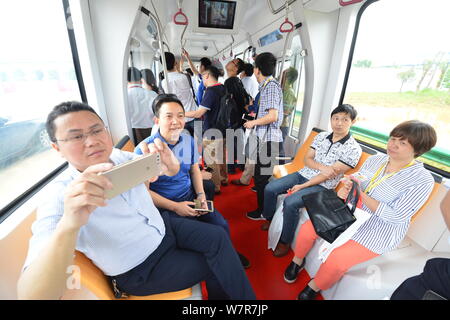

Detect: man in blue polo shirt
[136, 94, 250, 268]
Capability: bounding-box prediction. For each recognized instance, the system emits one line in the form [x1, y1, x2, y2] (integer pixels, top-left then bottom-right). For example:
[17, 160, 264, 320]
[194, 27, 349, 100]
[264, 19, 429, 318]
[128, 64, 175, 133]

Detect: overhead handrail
[279, 18, 294, 33]
[174, 9, 188, 25]
[267, 0, 297, 15]
[279, 1, 294, 33]
[339, 0, 364, 6]
[140, 7, 170, 92]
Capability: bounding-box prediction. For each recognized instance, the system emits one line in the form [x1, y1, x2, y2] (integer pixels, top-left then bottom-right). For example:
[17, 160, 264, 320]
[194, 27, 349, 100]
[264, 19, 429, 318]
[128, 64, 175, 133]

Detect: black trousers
[253, 141, 281, 212]
[110, 211, 255, 300]
[390, 258, 450, 300]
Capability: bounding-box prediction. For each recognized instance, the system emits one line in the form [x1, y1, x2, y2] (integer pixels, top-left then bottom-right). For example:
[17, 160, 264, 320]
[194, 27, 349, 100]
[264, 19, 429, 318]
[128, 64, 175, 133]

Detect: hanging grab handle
[173, 8, 188, 25]
[339, 0, 363, 6]
[279, 18, 294, 33]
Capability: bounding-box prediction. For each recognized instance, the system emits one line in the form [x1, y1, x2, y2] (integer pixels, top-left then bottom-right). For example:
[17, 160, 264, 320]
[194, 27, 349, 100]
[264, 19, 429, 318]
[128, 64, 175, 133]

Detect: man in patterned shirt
[251, 104, 362, 257]
[244, 52, 284, 219]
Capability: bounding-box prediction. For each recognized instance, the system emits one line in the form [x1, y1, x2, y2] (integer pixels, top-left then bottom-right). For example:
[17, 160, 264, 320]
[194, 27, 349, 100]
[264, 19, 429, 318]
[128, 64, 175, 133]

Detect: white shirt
[127, 84, 157, 128]
[241, 75, 259, 100]
[23, 149, 166, 276]
[161, 72, 197, 122]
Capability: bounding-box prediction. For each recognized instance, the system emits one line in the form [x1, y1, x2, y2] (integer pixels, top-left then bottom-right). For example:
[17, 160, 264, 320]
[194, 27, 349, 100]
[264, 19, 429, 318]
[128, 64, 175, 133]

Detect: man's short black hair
[330, 104, 358, 121]
[204, 65, 221, 80]
[243, 63, 254, 77]
[161, 52, 176, 70]
[254, 52, 276, 77]
[152, 94, 185, 117]
[46, 101, 102, 143]
[127, 67, 142, 82]
[200, 57, 212, 68]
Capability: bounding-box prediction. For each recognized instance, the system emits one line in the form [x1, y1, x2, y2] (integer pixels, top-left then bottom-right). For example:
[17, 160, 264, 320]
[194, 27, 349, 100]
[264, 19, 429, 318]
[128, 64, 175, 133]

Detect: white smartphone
[189, 199, 214, 212]
[99, 153, 161, 199]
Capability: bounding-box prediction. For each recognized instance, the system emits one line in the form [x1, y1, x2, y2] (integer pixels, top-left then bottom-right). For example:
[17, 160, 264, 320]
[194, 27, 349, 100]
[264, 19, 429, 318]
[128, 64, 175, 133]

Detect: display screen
[199, 0, 237, 30]
[258, 29, 283, 47]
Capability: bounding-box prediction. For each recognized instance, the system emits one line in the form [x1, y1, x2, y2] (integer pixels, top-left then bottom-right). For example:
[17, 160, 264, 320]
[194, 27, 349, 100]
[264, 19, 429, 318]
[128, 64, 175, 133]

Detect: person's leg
[254, 141, 280, 212]
[239, 160, 255, 185]
[111, 212, 228, 299]
[293, 220, 320, 260]
[279, 184, 326, 245]
[219, 138, 228, 184]
[262, 172, 303, 221]
[313, 240, 379, 291]
[169, 214, 256, 299]
[203, 179, 215, 201]
[197, 209, 230, 236]
[391, 258, 450, 300]
[203, 139, 221, 192]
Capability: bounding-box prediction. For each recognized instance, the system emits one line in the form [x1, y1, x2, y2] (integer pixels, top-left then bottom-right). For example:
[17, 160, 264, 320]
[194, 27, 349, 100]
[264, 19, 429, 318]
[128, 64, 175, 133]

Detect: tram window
[285, 35, 305, 139]
[0, 1, 83, 214]
[342, 0, 450, 174]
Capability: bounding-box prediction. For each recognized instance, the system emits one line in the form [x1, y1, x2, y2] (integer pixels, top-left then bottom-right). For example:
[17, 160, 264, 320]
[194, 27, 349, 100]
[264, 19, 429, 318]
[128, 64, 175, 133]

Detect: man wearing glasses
[18, 101, 255, 300]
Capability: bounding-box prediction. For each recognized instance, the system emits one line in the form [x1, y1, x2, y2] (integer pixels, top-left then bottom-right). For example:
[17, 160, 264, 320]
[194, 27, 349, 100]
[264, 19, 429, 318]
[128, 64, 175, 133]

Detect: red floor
[213, 169, 322, 300]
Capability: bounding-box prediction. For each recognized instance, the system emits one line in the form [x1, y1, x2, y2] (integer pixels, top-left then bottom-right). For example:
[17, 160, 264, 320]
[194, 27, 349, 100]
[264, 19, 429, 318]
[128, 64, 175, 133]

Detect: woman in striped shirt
[283, 120, 437, 300]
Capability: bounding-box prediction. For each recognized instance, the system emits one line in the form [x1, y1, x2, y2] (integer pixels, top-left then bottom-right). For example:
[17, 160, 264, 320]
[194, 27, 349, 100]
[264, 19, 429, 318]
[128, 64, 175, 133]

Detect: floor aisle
[213, 170, 323, 300]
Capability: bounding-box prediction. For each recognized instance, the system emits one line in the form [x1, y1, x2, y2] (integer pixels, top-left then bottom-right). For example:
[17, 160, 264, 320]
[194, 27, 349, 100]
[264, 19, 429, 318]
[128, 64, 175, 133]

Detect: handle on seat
[339, 0, 363, 6]
[279, 18, 294, 33]
[173, 9, 188, 25]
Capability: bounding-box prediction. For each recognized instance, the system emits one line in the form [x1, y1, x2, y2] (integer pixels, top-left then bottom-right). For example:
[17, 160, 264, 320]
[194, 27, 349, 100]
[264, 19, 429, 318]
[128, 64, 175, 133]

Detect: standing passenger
[185, 66, 228, 193]
[127, 67, 157, 144]
[243, 52, 284, 220]
[160, 52, 197, 136]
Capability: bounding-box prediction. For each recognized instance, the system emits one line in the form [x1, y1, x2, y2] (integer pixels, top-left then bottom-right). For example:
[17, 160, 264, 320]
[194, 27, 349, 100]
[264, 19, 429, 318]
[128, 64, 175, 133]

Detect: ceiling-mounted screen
[199, 0, 237, 30]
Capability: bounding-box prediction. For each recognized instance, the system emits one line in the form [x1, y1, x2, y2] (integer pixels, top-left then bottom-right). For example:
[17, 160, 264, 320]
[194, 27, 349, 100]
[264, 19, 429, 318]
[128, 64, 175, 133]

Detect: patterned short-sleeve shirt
[298, 131, 362, 189]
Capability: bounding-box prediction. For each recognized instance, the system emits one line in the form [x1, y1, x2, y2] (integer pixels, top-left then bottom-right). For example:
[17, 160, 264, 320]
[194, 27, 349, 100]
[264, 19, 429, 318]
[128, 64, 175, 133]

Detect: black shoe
[246, 210, 264, 220]
[298, 285, 320, 300]
[238, 252, 250, 269]
[284, 259, 305, 283]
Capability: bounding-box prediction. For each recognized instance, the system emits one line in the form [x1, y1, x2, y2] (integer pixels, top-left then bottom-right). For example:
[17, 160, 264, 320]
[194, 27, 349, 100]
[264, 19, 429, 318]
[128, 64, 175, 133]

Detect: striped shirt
[255, 77, 283, 142]
[23, 149, 166, 276]
[351, 154, 434, 254]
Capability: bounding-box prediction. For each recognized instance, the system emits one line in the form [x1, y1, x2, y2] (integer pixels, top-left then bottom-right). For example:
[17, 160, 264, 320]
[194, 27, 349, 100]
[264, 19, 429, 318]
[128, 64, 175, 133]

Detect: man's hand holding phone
[61, 163, 113, 232]
[138, 138, 180, 177]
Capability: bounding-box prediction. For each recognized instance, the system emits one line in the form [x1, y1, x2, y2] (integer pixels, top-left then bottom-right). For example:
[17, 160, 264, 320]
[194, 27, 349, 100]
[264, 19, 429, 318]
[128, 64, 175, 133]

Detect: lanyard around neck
[364, 160, 415, 194]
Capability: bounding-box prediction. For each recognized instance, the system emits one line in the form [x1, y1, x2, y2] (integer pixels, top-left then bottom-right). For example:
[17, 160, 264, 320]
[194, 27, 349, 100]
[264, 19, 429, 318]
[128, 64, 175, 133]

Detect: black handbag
[302, 181, 360, 243]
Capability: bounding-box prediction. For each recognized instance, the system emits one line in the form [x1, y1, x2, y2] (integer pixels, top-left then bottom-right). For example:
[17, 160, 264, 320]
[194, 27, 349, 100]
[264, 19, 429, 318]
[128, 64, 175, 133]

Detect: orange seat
[73, 251, 193, 300]
[273, 128, 321, 179]
[115, 135, 136, 152]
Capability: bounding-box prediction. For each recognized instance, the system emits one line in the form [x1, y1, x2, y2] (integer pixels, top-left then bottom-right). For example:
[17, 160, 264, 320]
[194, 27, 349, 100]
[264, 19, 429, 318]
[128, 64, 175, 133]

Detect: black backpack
[215, 91, 238, 134]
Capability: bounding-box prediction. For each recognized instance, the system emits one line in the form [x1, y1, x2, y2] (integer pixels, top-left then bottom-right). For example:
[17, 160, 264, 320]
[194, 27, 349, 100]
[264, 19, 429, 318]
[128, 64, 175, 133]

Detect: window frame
[0, 0, 87, 223]
[339, 0, 449, 179]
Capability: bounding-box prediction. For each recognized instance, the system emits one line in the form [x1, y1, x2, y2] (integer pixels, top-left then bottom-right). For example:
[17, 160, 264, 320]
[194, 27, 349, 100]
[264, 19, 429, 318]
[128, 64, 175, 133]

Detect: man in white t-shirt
[240, 63, 259, 100]
[127, 67, 157, 144]
[160, 52, 197, 136]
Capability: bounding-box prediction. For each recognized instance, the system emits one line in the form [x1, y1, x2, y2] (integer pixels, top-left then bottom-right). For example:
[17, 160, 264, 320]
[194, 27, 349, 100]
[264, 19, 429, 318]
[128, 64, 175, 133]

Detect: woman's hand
[288, 184, 304, 194]
[337, 175, 353, 200]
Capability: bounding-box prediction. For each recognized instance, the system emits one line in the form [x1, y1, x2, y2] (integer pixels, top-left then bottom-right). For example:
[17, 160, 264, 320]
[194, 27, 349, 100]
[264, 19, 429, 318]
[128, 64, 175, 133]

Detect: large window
[0, 1, 83, 216]
[342, 0, 450, 175]
[285, 35, 305, 139]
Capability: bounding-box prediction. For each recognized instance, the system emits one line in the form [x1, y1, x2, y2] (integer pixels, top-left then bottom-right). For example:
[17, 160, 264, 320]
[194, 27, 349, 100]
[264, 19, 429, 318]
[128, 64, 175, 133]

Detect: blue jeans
[263, 172, 325, 244]
[111, 211, 255, 299]
[169, 188, 230, 236]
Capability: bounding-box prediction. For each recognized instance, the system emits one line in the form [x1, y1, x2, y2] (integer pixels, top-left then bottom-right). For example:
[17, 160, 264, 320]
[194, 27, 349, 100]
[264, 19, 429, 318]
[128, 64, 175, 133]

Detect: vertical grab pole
[277, 0, 295, 80]
[146, 9, 171, 93]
